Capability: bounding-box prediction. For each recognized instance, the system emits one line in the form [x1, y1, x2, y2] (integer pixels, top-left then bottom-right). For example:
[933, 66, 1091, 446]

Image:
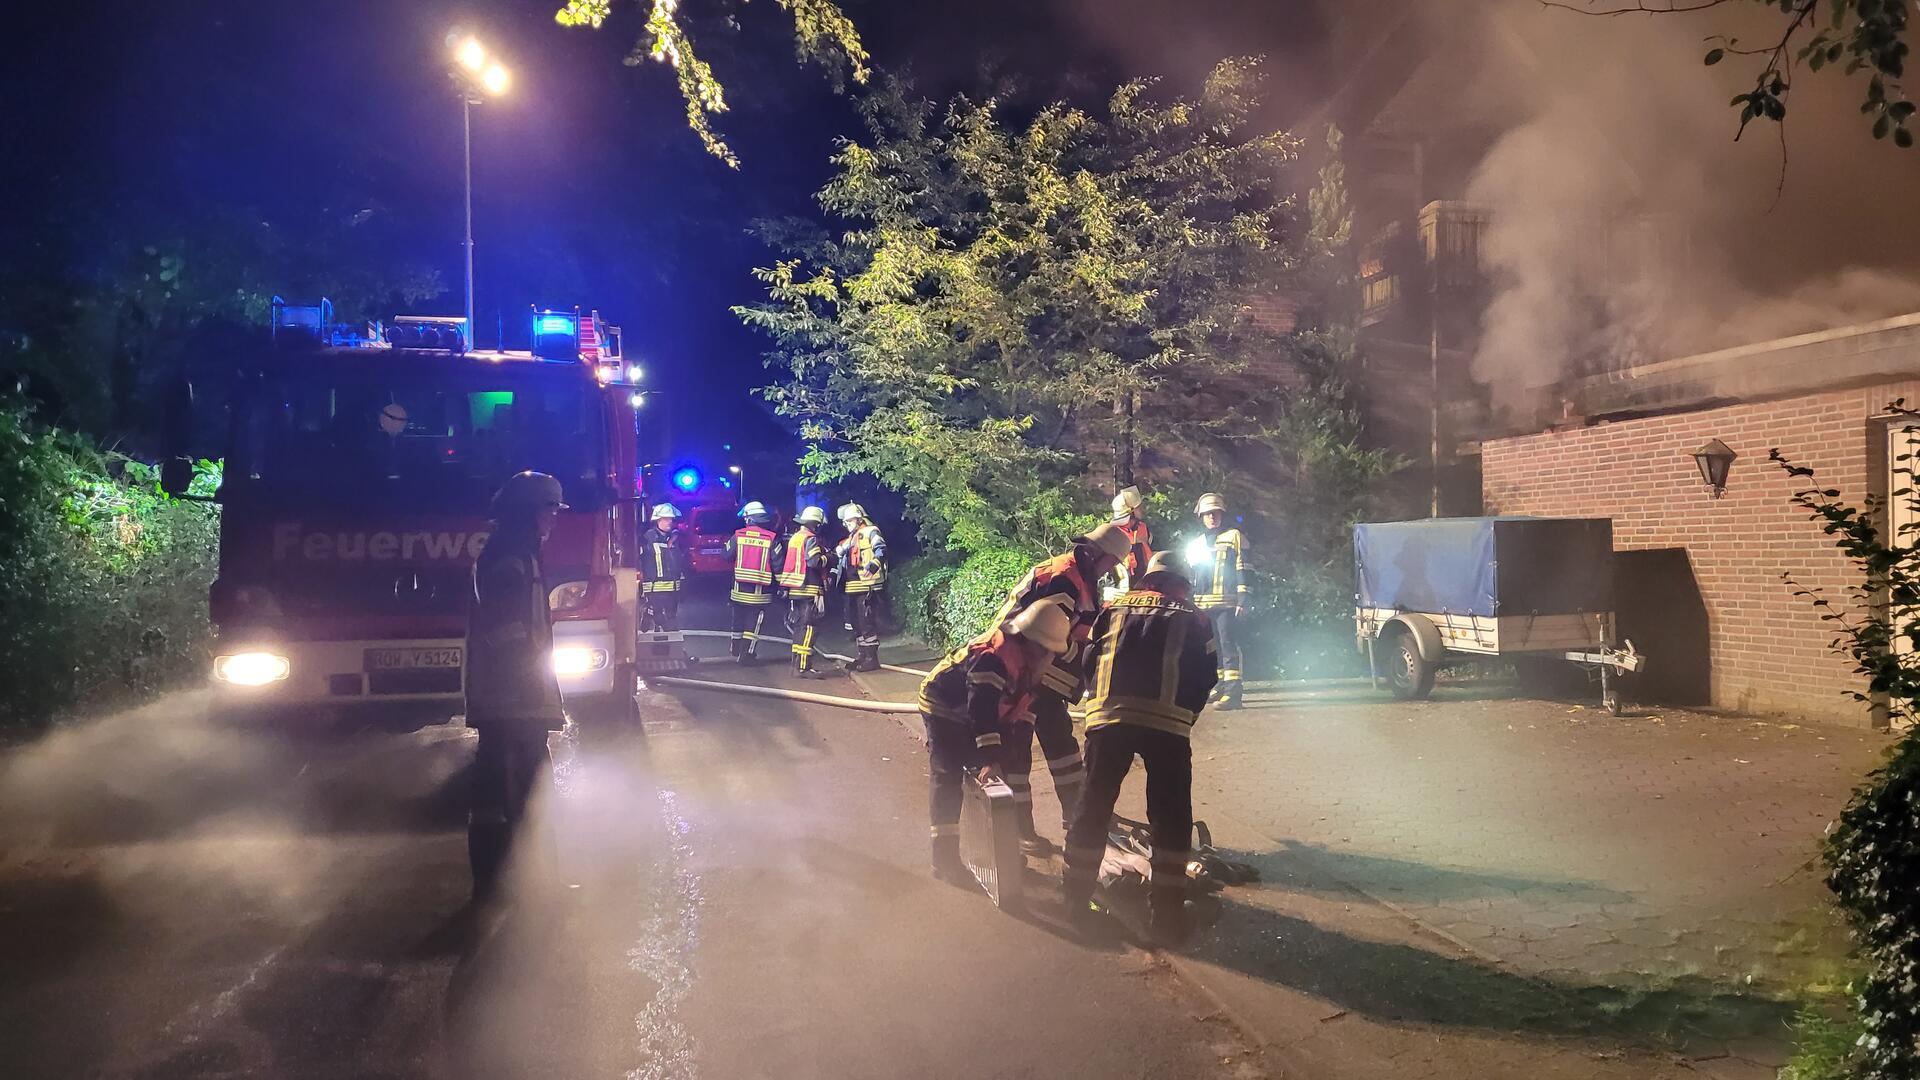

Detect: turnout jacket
[776, 525, 829, 598]
[1080, 583, 1218, 739]
[836, 524, 887, 593]
[918, 630, 1039, 755]
[992, 547, 1101, 701]
[1191, 526, 1250, 611]
[1114, 516, 1155, 590]
[465, 528, 565, 731]
[726, 524, 779, 604]
[640, 525, 686, 594]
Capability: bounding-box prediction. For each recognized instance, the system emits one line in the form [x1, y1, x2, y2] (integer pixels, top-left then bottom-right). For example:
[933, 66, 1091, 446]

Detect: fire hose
[675, 628, 931, 677]
[647, 676, 921, 713]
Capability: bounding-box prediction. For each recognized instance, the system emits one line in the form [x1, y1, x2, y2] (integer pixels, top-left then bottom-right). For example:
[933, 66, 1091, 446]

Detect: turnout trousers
[786, 596, 823, 674]
[1207, 607, 1244, 706]
[1063, 723, 1194, 932]
[1003, 693, 1086, 837]
[922, 713, 976, 869]
[640, 591, 680, 632]
[730, 587, 774, 659]
[467, 723, 555, 901]
[846, 589, 885, 670]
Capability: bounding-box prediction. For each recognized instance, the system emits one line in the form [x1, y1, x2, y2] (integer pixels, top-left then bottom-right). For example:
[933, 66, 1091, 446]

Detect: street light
[729, 463, 745, 496]
[447, 31, 511, 351]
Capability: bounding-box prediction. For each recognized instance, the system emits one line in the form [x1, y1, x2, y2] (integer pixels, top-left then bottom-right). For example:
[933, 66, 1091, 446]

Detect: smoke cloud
[1447, 1, 1920, 413]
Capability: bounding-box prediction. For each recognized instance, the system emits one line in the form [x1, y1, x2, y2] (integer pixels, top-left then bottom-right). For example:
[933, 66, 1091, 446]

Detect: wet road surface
[0, 674, 1262, 1078]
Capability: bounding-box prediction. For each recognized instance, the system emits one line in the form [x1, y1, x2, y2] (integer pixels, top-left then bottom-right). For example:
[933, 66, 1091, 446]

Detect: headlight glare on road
[552, 646, 609, 677]
[213, 651, 290, 686]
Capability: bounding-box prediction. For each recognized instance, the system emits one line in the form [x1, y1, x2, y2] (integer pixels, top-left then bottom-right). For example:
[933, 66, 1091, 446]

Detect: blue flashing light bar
[530, 306, 581, 361]
[538, 314, 575, 336]
[672, 467, 702, 493]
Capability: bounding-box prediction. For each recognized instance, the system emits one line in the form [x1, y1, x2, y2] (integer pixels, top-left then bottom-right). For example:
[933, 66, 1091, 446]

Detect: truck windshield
[227, 373, 607, 511]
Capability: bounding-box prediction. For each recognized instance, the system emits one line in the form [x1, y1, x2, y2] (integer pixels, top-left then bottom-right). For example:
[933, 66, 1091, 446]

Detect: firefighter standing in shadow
[777, 505, 832, 678]
[835, 503, 888, 672]
[464, 471, 568, 903]
[1064, 550, 1219, 945]
[639, 502, 686, 631]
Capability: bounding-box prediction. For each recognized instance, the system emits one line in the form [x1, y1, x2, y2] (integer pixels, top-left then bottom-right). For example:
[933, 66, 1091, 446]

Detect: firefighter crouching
[917, 603, 1072, 884]
[1109, 485, 1155, 596]
[1189, 492, 1250, 710]
[836, 503, 888, 672]
[465, 471, 569, 902]
[777, 505, 832, 679]
[726, 501, 779, 664]
[992, 522, 1131, 856]
[640, 503, 686, 632]
[1064, 551, 1219, 945]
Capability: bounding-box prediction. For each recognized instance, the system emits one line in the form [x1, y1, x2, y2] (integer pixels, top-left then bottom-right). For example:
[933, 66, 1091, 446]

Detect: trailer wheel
[1385, 630, 1436, 700]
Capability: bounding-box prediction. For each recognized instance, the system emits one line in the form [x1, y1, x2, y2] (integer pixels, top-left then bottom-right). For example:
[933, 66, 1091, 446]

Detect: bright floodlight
[728, 465, 741, 474]
[629, 392, 645, 408]
[456, 37, 487, 73]
[1185, 536, 1211, 568]
[482, 63, 511, 96]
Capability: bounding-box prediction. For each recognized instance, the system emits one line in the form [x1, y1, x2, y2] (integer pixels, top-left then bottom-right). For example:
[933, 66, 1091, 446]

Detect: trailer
[1353, 517, 1644, 714]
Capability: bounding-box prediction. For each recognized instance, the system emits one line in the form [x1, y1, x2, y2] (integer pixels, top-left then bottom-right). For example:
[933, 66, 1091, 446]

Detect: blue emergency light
[530, 307, 581, 361]
[672, 467, 702, 493]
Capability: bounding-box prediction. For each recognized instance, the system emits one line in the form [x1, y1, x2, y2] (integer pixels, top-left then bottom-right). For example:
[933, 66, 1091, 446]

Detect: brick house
[1481, 314, 1920, 728]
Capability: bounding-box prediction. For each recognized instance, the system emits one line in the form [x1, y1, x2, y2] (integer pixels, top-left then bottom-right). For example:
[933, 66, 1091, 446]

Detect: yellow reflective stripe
[975, 732, 1002, 748]
[730, 589, 776, 604]
[642, 580, 680, 593]
[967, 670, 1008, 692]
[785, 585, 823, 598]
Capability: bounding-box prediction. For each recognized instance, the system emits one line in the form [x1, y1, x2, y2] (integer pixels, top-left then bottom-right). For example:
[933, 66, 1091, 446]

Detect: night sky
[5, 0, 1325, 491]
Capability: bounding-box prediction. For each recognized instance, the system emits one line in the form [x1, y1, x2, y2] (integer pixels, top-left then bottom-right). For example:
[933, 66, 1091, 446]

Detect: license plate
[364, 647, 463, 671]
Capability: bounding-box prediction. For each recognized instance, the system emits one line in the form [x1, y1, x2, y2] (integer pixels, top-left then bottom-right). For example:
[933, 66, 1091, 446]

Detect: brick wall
[1482, 379, 1920, 728]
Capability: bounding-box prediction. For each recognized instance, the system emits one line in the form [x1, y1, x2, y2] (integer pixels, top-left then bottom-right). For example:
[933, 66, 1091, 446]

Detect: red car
[688, 503, 737, 576]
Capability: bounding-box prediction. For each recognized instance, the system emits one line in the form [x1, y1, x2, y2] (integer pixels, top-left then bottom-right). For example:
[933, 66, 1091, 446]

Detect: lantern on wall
[1691, 438, 1736, 498]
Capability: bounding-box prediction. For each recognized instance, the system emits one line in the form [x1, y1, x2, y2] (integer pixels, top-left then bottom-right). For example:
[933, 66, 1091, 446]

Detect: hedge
[0, 407, 220, 734]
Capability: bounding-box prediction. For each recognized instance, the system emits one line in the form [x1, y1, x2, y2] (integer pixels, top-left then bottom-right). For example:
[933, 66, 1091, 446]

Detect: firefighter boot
[1216, 679, 1243, 711]
[855, 643, 882, 672]
[932, 835, 970, 886]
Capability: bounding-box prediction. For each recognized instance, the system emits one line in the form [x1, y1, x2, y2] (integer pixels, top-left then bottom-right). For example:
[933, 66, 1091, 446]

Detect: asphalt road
[0, 605, 1262, 1078]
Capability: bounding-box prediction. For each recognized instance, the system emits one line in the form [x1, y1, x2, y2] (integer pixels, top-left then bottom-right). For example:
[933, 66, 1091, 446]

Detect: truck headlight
[552, 646, 609, 677]
[548, 580, 592, 612]
[214, 651, 290, 686]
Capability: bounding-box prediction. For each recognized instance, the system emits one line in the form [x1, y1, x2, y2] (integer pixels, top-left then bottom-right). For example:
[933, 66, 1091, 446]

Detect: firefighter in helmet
[639, 503, 686, 632]
[917, 601, 1072, 884]
[990, 522, 1131, 855]
[1188, 492, 1249, 709]
[777, 505, 832, 678]
[726, 501, 779, 664]
[1065, 550, 1219, 945]
[1110, 485, 1155, 595]
[464, 471, 568, 902]
[835, 503, 888, 672]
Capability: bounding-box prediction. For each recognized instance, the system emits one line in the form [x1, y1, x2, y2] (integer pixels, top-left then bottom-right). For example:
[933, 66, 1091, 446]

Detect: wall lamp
[1691, 438, 1736, 499]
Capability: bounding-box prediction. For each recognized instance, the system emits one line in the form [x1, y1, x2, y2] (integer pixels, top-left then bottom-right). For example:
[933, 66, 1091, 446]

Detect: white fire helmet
[796, 506, 828, 526]
[1111, 485, 1144, 519]
[1194, 492, 1228, 516]
[1143, 551, 1184, 580]
[837, 502, 867, 523]
[1005, 601, 1072, 655]
[1080, 521, 1131, 562]
[650, 503, 681, 522]
[739, 501, 770, 521]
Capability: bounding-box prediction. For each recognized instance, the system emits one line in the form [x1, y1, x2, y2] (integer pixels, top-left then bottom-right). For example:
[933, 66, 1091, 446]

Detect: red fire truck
[172, 301, 645, 725]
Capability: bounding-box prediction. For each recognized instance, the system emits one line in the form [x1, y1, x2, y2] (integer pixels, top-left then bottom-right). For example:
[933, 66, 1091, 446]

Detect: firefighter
[726, 501, 779, 664]
[777, 505, 832, 678]
[464, 471, 569, 902]
[1189, 492, 1250, 710]
[835, 503, 888, 672]
[992, 522, 1131, 856]
[1110, 485, 1155, 594]
[1064, 550, 1219, 945]
[917, 602, 1072, 883]
[639, 503, 685, 632]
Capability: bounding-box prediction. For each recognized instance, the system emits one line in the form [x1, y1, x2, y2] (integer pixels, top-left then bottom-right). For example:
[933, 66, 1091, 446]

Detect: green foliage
[894, 549, 1036, 651]
[1602, 0, 1913, 146]
[740, 61, 1323, 555]
[1775, 410, 1920, 1077]
[556, 0, 869, 167]
[1780, 1001, 1868, 1080]
[0, 405, 219, 733]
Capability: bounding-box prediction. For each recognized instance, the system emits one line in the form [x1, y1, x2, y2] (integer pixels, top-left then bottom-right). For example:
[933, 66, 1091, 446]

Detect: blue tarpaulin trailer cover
[1354, 517, 1615, 617]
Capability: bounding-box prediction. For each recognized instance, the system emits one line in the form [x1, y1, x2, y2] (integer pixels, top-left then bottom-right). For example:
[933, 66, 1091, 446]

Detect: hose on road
[675, 628, 932, 677]
[648, 675, 920, 714]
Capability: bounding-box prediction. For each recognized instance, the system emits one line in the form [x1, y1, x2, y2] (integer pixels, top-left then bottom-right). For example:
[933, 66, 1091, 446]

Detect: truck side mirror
[160, 457, 195, 497]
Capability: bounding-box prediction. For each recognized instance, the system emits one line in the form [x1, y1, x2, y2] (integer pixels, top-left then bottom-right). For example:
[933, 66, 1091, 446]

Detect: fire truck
[168, 300, 646, 725]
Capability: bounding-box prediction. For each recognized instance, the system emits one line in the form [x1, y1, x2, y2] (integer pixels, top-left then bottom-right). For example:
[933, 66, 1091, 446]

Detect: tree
[737, 61, 1396, 566]
[1558, 0, 1913, 147]
[554, 0, 868, 167]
